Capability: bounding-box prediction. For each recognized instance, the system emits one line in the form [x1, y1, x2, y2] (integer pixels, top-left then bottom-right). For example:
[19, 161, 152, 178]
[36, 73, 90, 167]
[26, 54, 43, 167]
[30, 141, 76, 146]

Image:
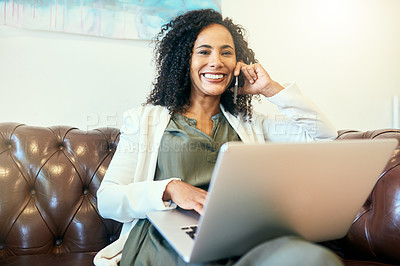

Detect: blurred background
[0, 0, 399, 131]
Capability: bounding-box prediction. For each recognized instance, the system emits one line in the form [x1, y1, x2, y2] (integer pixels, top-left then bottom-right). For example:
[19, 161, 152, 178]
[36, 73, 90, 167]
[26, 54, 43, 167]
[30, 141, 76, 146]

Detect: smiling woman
[94, 9, 341, 266]
[190, 24, 237, 98]
[146, 9, 257, 119]
[187, 24, 237, 135]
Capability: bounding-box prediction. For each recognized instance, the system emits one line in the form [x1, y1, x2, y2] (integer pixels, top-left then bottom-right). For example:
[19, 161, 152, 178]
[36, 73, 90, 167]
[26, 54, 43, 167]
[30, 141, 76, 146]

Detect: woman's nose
[209, 53, 223, 68]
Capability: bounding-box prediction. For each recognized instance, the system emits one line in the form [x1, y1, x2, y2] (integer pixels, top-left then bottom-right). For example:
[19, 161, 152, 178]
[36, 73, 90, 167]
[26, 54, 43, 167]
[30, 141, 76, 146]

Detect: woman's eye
[222, 51, 233, 56]
[198, 50, 210, 55]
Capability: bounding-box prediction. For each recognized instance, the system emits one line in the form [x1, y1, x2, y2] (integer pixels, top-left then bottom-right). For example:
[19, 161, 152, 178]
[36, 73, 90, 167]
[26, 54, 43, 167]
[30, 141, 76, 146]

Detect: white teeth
[204, 74, 224, 79]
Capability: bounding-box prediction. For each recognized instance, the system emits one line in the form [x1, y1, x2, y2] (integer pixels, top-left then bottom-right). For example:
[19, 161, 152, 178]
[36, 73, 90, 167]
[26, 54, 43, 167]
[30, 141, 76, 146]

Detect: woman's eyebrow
[221, 45, 234, 50]
[195, 44, 234, 49]
[195, 44, 212, 49]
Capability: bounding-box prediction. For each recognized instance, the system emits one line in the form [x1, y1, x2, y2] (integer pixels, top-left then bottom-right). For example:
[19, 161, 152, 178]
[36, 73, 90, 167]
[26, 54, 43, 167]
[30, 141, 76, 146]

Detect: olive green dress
[120, 112, 241, 266]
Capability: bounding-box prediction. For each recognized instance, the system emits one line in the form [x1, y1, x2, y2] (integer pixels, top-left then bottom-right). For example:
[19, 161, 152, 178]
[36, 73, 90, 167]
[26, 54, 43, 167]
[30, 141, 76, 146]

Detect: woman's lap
[120, 221, 343, 266]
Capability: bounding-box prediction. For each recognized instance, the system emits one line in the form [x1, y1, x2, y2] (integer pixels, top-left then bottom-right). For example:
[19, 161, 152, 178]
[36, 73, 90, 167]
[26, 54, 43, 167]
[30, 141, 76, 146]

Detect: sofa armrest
[333, 129, 400, 264]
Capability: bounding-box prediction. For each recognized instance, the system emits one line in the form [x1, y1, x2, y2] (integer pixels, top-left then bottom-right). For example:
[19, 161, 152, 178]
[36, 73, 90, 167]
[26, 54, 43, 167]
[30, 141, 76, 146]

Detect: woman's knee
[235, 236, 343, 266]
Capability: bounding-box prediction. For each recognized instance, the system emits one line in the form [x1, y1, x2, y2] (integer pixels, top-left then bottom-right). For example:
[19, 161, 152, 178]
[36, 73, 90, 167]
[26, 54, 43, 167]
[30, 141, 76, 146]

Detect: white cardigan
[94, 82, 337, 265]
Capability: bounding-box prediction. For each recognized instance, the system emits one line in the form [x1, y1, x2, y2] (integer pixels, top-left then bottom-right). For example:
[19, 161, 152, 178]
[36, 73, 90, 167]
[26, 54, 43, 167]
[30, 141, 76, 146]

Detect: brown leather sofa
[0, 122, 399, 266]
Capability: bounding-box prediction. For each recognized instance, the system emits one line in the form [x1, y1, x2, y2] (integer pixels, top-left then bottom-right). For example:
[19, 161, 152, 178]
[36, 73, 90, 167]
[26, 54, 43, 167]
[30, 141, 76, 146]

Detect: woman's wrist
[260, 81, 285, 97]
[163, 179, 179, 201]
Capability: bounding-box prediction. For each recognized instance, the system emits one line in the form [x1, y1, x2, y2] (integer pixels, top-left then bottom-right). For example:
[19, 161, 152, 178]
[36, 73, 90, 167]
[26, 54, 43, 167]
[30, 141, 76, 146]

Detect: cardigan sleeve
[97, 107, 177, 223]
[259, 82, 338, 142]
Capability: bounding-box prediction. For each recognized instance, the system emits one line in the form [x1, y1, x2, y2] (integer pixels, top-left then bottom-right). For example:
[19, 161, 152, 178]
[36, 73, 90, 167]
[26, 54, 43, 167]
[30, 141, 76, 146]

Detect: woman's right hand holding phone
[234, 62, 285, 98]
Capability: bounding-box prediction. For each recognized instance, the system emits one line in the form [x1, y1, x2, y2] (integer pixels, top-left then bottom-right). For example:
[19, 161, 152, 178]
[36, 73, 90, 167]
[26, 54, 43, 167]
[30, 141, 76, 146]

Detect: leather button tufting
[5, 140, 12, 149]
[108, 143, 115, 152]
[0, 124, 125, 259]
[109, 235, 117, 242]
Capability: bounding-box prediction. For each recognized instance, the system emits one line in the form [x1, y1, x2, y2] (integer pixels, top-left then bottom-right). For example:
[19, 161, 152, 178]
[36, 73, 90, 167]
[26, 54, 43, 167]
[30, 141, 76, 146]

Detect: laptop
[146, 139, 398, 263]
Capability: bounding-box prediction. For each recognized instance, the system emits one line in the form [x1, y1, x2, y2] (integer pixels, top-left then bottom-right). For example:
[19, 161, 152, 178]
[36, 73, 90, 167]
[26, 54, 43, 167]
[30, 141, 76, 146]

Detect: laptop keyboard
[181, 225, 198, 239]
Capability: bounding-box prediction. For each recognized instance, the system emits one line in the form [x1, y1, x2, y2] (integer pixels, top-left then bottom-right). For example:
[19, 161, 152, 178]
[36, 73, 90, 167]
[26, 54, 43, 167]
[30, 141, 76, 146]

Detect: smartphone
[233, 72, 245, 104]
[233, 76, 238, 103]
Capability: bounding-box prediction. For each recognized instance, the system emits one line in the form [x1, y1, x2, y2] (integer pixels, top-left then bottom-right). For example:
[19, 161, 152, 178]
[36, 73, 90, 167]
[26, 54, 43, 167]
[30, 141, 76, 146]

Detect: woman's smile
[202, 72, 228, 82]
[203, 73, 224, 79]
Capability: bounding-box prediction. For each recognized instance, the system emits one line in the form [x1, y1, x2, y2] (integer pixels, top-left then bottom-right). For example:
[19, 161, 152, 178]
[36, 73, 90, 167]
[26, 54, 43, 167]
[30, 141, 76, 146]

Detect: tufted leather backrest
[0, 123, 122, 256]
[336, 129, 400, 264]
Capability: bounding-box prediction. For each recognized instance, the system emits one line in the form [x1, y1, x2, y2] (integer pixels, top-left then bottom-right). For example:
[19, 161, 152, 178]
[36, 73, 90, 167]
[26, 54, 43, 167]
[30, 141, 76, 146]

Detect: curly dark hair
[146, 9, 257, 118]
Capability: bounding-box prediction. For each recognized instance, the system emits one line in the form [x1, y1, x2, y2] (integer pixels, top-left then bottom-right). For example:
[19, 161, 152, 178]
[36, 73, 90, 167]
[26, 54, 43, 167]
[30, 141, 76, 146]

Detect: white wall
[222, 0, 400, 131]
[0, 27, 153, 130]
[1, 0, 399, 131]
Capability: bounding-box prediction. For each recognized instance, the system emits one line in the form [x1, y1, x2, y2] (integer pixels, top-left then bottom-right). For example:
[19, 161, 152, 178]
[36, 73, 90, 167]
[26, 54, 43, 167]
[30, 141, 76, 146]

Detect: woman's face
[190, 23, 236, 100]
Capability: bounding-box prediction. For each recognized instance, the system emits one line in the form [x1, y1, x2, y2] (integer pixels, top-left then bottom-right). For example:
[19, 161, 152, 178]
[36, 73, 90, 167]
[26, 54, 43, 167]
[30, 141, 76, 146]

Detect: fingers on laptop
[165, 180, 207, 215]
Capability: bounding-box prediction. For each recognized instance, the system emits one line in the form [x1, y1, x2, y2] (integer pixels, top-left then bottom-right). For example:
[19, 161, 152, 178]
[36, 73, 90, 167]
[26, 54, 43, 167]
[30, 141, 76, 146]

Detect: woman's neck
[185, 93, 221, 118]
[184, 103, 220, 119]
[182, 97, 221, 136]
